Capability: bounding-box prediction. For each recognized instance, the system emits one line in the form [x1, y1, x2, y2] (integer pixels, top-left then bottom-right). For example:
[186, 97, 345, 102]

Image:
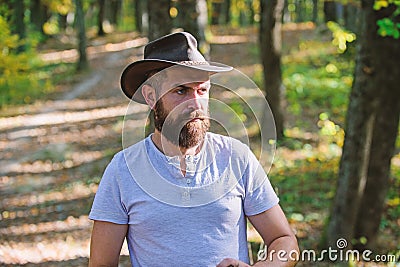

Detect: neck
[151, 130, 203, 157]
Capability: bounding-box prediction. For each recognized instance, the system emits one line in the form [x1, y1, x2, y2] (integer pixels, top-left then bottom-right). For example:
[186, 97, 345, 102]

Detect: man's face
[153, 68, 211, 148]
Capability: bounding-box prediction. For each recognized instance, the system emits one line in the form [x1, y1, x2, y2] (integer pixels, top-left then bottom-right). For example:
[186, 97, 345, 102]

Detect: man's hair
[144, 69, 168, 94]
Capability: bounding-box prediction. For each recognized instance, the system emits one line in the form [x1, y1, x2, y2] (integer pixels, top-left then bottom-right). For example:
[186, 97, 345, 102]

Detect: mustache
[182, 110, 208, 120]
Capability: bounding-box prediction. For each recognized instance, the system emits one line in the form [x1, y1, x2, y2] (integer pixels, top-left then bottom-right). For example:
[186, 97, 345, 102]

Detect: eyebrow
[175, 85, 192, 90]
[174, 84, 210, 90]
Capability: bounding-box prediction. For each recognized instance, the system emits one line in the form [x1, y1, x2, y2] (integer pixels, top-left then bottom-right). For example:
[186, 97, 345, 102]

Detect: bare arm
[248, 205, 299, 267]
[89, 220, 128, 267]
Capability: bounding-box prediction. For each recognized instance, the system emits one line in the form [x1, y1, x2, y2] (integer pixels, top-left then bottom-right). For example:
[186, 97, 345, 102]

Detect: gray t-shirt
[89, 133, 279, 266]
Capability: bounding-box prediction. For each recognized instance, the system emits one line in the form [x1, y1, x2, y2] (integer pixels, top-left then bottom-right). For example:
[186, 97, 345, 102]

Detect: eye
[199, 88, 209, 95]
[175, 86, 188, 95]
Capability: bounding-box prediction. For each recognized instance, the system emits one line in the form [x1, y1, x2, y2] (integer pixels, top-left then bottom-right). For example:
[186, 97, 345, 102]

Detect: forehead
[162, 66, 210, 88]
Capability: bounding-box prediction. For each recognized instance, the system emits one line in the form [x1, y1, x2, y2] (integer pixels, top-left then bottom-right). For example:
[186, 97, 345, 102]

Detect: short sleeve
[243, 150, 279, 216]
[89, 154, 129, 224]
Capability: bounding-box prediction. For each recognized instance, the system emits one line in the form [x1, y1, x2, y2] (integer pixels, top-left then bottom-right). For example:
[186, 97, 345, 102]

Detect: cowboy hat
[120, 31, 232, 103]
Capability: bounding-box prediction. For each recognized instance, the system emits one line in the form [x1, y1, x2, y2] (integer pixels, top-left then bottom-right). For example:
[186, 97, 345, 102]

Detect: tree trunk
[59, 14, 68, 32]
[177, 0, 209, 59]
[327, 0, 400, 250]
[147, 0, 172, 41]
[353, 4, 400, 251]
[282, 0, 290, 23]
[109, 0, 122, 26]
[336, 2, 344, 25]
[98, 0, 106, 36]
[12, 0, 26, 52]
[343, 3, 360, 34]
[239, 5, 246, 26]
[75, 0, 89, 71]
[135, 0, 143, 33]
[30, 0, 41, 31]
[354, 86, 400, 250]
[223, 0, 231, 24]
[312, 0, 318, 23]
[259, 0, 285, 141]
[211, 0, 223, 25]
[247, 0, 255, 25]
[30, 0, 48, 34]
[324, 0, 337, 23]
[296, 0, 305, 23]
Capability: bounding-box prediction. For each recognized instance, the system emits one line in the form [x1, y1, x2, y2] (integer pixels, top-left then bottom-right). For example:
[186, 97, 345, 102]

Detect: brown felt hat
[120, 31, 232, 103]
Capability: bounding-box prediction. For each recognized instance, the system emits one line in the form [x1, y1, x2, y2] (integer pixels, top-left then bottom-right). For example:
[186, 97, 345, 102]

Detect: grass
[1, 25, 398, 266]
[0, 60, 76, 110]
[248, 29, 399, 265]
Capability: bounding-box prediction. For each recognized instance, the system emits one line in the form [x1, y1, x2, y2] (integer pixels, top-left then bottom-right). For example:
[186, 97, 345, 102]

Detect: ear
[142, 84, 157, 109]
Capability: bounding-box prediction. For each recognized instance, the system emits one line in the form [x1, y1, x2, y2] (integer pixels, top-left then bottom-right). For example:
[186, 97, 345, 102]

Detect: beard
[154, 99, 210, 148]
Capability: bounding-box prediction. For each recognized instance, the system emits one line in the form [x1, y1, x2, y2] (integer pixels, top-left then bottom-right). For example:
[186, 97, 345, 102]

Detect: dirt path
[0, 32, 244, 265]
[0, 26, 319, 266]
[0, 37, 148, 266]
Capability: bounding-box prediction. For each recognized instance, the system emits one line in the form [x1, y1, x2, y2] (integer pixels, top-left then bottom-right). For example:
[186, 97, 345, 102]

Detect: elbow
[285, 233, 300, 266]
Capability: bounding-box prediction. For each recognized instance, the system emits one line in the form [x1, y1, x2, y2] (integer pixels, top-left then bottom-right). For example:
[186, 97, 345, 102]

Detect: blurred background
[0, 0, 399, 266]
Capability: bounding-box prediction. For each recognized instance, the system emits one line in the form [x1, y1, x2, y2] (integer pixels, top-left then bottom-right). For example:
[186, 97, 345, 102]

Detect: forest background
[0, 0, 399, 266]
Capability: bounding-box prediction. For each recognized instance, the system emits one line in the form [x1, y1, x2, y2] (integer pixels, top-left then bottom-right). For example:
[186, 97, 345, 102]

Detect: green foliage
[0, 15, 73, 109]
[32, 0, 74, 35]
[374, 0, 400, 38]
[228, 101, 247, 122]
[42, 0, 73, 15]
[377, 17, 400, 38]
[326, 21, 356, 53]
[317, 112, 345, 147]
[119, 0, 136, 32]
[0, 15, 44, 108]
[283, 52, 354, 125]
[383, 161, 400, 239]
[270, 158, 338, 215]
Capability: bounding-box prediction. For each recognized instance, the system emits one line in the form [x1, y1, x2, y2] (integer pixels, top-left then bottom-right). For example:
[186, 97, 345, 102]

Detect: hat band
[178, 61, 209, 66]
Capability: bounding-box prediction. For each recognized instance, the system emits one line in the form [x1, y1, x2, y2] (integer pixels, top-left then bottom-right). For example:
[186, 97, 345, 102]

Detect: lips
[189, 114, 210, 122]
[183, 111, 207, 122]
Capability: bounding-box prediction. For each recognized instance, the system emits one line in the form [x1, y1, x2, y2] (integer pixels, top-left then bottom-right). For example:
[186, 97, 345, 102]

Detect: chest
[123, 187, 245, 236]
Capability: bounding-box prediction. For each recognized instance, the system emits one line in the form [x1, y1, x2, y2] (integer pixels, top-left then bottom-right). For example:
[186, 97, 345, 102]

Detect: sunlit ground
[40, 37, 148, 63]
[0, 88, 143, 265]
[0, 101, 134, 265]
[1, 27, 398, 266]
[0, 216, 130, 265]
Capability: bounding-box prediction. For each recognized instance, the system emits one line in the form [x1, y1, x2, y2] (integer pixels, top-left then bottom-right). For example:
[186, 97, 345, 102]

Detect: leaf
[387, 197, 400, 207]
[374, 0, 389, 10]
[393, 29, 400, 39]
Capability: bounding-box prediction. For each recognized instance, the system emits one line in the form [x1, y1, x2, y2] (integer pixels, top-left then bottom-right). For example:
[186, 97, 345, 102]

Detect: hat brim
[120, 59, 232, 104]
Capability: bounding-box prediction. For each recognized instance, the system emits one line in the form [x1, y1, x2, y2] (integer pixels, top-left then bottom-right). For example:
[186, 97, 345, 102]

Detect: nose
[186, 90, 204, 111]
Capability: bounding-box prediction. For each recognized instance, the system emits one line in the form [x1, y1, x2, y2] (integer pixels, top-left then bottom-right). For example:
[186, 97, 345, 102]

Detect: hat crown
[144, 32, 206, 62]
[120, 31, 232, 102]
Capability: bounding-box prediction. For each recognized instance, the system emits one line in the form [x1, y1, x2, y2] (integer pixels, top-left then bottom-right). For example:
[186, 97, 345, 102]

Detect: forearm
[89, 260, 118, 267]
[253, 235, 299, 267]
[89, 248, 120, 267]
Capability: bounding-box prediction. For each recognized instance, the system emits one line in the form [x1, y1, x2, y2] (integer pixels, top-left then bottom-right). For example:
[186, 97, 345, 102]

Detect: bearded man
[88, 32, 298, 267]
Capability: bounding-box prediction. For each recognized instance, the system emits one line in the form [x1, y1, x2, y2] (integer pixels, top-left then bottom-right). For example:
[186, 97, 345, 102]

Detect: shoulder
[207, 132, 249, 152]
[108, 139, 147, 171]
[207, 132, 252, 164]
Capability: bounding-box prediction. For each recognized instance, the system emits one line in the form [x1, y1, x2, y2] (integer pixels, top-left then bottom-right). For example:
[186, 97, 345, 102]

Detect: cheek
[200, 99, 209, 110]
